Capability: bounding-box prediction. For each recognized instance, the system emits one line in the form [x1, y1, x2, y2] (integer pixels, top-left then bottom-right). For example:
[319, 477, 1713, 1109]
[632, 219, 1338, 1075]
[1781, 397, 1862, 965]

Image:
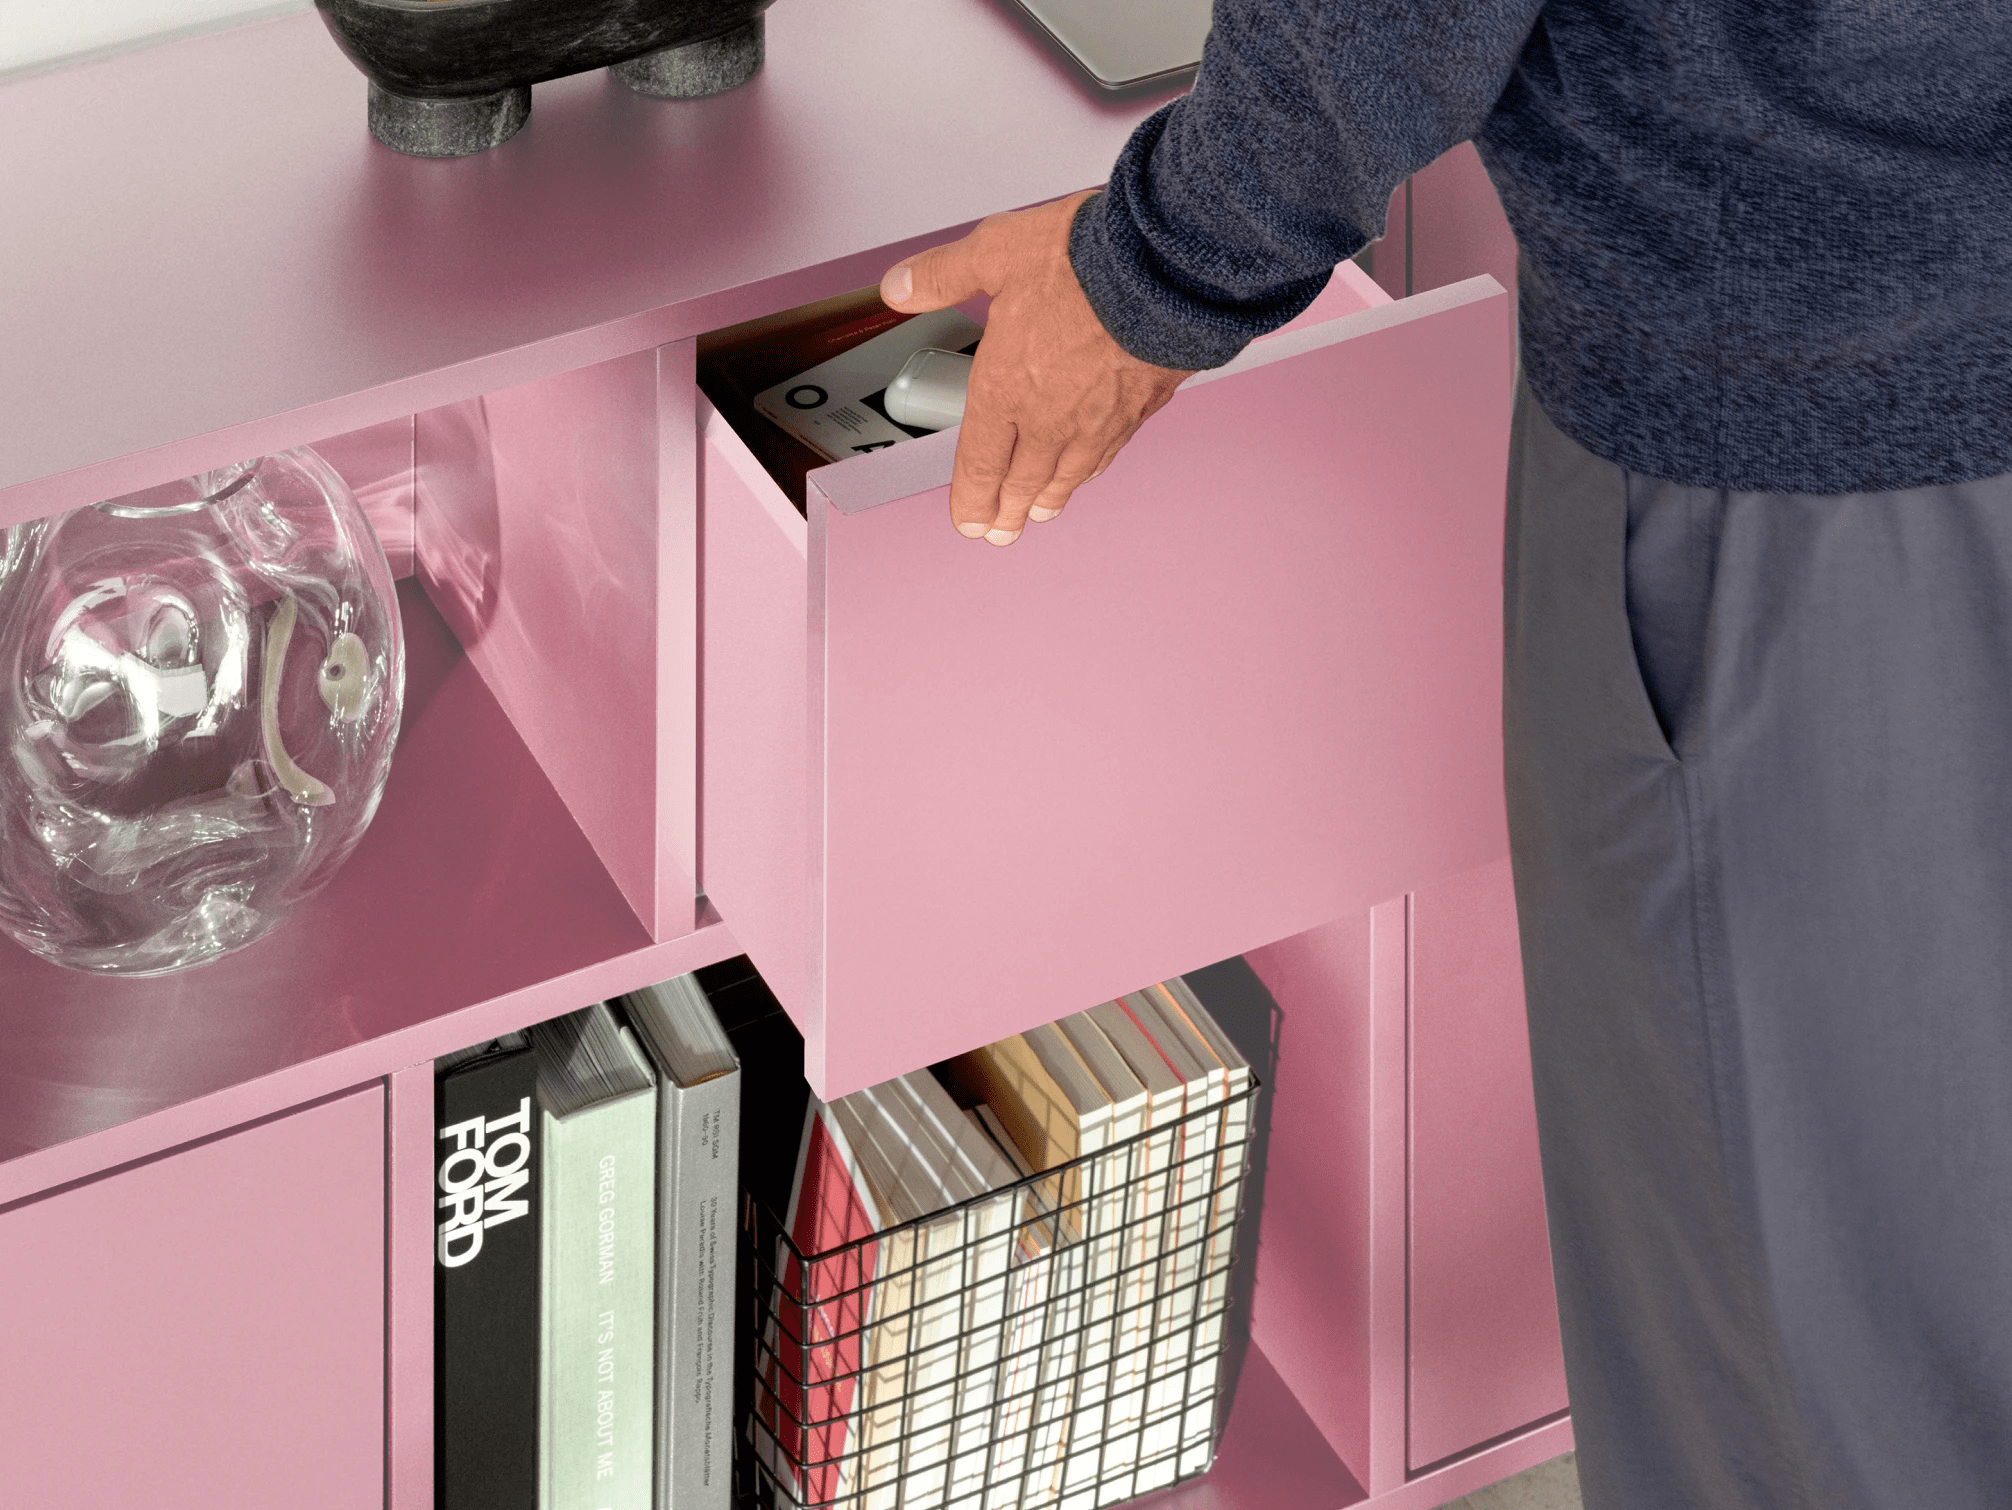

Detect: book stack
[434, 973, 742, 1510]
[747, 977, 1255, 1510]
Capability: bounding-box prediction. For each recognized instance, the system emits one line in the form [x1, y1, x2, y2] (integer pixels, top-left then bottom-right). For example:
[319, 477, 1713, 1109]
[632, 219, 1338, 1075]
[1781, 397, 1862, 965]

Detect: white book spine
[659, 1071, 739, 1510]
[541, 1088, 658, 1510]
[946, 1193, 1017, 1507]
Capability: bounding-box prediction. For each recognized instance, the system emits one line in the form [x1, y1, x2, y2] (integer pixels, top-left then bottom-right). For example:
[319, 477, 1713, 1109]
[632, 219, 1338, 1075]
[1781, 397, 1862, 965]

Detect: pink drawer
[701, 266, 1514, 1098]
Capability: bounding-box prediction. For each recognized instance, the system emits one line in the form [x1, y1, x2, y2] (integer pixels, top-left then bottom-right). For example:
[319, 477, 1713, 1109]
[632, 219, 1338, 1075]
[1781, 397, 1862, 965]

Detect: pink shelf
[0, 0, 1182, 526]
[0, 581, 739, 1207]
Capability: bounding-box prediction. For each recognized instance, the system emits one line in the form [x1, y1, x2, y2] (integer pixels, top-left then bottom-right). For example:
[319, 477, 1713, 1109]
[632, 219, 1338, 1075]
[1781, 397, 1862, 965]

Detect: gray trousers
[1504, 379, 2012, 1510]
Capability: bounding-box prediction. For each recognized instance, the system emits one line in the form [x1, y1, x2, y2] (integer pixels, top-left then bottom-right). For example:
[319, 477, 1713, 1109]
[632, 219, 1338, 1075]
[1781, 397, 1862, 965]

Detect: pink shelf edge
[0, 910, 742, 1211]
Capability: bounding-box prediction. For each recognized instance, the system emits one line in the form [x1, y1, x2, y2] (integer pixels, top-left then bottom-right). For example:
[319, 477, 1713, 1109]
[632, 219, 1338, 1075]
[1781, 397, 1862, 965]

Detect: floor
[1440, 1452, 1582, 1510]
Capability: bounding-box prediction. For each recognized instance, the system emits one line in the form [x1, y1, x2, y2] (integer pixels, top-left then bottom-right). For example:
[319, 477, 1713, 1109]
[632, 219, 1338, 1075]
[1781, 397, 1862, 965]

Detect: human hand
[879, 190, 1193, 545]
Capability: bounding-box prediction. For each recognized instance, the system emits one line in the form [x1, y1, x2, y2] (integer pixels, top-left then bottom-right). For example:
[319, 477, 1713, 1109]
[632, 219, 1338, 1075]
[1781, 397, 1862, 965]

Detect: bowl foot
[611, 17, 764, 99]
[367, 82, 532, 158]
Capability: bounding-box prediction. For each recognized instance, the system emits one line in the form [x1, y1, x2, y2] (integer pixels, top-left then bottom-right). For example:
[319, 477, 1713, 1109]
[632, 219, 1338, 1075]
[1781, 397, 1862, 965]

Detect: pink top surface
[0, 1, 1180, 523]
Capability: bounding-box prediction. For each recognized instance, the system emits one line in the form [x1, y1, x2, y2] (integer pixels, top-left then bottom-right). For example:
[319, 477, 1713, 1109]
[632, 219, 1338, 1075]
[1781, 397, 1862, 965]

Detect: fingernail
[985, 527, 1020, 547]
[955, 521, 989, 539]
[1029, 506, 1060, 522]
[882, 264, 913, 304]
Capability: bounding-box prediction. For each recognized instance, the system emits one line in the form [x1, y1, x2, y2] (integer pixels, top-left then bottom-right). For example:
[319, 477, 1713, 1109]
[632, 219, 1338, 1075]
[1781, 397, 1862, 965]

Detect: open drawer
[701, 265, 1513, 1098]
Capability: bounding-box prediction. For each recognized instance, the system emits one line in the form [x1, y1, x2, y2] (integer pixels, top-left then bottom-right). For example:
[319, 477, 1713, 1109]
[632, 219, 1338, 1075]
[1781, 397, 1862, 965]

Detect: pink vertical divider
[388, 1063, 437, 1510]
[415, 348, 695, 942]
[806, 278, 1512, 1097]
[316, 415, 418, 579]
[0, 1086, 386, 1508]
[657, 342, 700, 937]
[1369, 897, 1412, 1497]
[697, 403, 812, 1029]
[1406, 858, 1566, 1468]
[1408, 145, 1521, 333]
[1374, 146, 1521, 337]
[1242, 913, 1378, 1490]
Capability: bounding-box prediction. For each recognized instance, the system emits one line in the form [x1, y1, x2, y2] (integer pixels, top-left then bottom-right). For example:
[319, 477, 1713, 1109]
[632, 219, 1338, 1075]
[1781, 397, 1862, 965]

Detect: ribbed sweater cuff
[1067, 111, 1336, 371]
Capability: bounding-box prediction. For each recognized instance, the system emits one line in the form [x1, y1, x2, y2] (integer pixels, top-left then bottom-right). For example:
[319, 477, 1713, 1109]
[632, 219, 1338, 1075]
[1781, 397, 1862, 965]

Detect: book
[1051, 1013, 1151, 1504]
[943, 1024, 1113, 1240]
[435, 1033, 541, 1510]
[618, 975, 743, 1510]
[698, 958, 814, 1508]
[1124, 986, 1231, 1480]
[944, 1026, 1117, 1504]
[843, 1075, 1020, 1510]
[766, 1098, 882, 1508]
[1080, 998, 1193, 1498]
[1147, 977, 1255, 1475]
[531, 1003, 659, 1510]
[752, 307, 984, 464]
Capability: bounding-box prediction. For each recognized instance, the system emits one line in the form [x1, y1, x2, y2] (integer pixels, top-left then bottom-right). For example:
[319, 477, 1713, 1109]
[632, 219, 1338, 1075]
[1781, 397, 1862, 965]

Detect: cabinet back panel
[416, 347, 691, 940]
[0, 1085, 386, 1508]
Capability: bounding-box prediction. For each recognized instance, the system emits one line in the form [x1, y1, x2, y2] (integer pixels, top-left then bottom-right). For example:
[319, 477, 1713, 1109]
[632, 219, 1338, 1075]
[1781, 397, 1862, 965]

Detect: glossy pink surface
[1407, 859, 1567, 1469]
[698, 403, 812, 1028]
[0, 580, 735, 1205]
[416, 346, 695, 939]
[0, 1085, 386, 1508]
[0, 1, 1182, 526]
[803, 278, 1511, 1097]
[389, 1062, 437, 1510]
[1132, 1345, 1363, 1510]
[1243, 913, 1376, 1488]
[1248, 887, 1575, 1503]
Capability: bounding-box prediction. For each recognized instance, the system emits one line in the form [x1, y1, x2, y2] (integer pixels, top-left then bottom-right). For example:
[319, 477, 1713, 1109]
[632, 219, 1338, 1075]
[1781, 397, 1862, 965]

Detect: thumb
[880, 236, 984, 313]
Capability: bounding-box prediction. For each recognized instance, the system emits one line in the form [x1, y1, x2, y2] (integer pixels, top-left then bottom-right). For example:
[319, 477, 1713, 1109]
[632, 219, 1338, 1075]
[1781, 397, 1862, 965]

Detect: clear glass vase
[0, 447, 404, 976]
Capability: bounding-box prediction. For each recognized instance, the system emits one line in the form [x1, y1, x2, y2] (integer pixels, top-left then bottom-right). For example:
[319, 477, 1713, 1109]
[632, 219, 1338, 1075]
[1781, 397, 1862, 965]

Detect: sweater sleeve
[1070, 0, 1547, 370]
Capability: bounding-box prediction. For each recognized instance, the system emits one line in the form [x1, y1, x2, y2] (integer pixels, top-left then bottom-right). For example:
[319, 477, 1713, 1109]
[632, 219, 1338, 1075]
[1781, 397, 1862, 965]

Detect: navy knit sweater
[1068, 0, 2012, 493]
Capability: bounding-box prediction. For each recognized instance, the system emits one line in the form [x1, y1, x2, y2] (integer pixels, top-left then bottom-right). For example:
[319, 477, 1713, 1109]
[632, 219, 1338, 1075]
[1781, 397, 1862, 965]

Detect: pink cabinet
[0, 2, 1566, 1503]
[1407, 858, 1568, 1469]
[704, 265, 1515, 1099]
[0, 1086, 388, 1509]
[1244, 859, 1570, 1503]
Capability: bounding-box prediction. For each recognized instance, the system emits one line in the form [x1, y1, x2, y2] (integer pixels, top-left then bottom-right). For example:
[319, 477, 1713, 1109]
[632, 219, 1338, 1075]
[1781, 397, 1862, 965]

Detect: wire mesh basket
[736, 1081, 1258, 1510]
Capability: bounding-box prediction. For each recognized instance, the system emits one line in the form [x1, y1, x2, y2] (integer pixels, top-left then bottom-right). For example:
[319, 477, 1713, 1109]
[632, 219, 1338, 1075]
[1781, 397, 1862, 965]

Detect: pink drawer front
[0, 1084, 387, 1509]
[702, 267, 1513, 1098]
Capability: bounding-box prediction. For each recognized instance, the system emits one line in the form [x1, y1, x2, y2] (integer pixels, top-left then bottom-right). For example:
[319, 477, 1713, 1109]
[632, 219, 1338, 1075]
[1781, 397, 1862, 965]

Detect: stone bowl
[315, 0, 774, 157]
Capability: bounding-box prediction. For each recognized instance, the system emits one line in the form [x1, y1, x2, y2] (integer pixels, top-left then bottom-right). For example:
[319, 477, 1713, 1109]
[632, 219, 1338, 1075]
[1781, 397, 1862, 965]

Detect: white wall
[0, 0, 307, 79]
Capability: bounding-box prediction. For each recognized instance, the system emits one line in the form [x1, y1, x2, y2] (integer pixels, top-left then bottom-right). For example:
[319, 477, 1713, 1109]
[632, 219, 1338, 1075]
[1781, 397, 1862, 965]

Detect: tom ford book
[435, 1033, 542, 1510]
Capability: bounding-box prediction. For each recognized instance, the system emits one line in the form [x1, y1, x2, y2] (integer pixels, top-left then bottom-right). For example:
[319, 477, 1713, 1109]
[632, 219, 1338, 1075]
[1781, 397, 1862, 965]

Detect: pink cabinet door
[1407, 857, 1568, 1468]
[703, 265, 1515, 1098]
[0, 1085, 387, 1509]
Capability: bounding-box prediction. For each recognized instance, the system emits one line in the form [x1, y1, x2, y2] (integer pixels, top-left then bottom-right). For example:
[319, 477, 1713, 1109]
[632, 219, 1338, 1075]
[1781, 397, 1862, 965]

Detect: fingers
[1024, 437, 1107, 526]
[985, 431, 1071, 543]
[947, 403, 1019, 539]
[881, 235, 985, 314]
[952, 429, 1105, 543]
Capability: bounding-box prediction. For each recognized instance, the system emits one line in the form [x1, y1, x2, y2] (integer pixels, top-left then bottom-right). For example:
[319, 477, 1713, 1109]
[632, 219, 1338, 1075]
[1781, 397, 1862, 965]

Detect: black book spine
[435, 1047, 542, 1510]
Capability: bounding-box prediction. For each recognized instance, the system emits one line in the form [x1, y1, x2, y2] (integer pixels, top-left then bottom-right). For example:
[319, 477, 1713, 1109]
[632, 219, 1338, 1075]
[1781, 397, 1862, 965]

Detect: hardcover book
[435, 1034, 541, 1510]
[618, 974, 743, 1510]
[531, 1003, 659, 1510]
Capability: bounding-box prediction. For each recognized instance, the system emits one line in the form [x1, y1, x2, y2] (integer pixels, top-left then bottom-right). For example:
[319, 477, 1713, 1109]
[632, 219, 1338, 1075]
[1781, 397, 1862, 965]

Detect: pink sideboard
[0, 6, 1567, 1508]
